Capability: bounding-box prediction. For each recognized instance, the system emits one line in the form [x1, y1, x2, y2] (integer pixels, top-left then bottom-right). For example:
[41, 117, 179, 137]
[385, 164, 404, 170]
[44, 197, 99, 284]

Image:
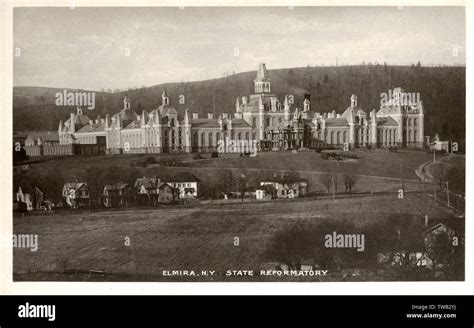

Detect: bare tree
[342, 169, 358, 194]
[171, 186, 181, 202]
[319, 173, 332, 194]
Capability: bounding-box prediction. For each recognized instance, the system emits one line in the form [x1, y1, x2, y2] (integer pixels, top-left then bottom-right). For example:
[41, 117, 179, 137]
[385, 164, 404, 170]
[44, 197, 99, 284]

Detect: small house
[63, 182, 90, 208]
[103, 182, 128, 207]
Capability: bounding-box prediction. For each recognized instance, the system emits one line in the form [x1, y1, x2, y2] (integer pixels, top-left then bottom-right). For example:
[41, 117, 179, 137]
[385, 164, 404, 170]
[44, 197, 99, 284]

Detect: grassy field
[16, 149, 456, 195]
[13, 193, 463, 282]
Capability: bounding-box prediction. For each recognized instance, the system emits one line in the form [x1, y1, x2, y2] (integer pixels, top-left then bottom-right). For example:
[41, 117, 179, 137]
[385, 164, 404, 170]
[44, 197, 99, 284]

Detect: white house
[165, 172, 200, 198]
[260, 175, 307, 199]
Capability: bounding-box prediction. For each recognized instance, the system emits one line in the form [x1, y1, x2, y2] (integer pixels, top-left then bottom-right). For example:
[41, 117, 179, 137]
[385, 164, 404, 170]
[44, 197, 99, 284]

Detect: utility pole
[400, 165, 405, 193]
[433, 149, 436, 164]
[332, 175, 335, 201]
[446, 181, 450, 208]
[241, 174, 246, 203]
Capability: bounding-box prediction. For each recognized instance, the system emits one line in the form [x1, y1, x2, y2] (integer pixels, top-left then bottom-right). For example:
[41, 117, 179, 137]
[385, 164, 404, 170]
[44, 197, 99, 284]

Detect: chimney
[192, 112, 198, 120]
[242, 96, 248, 105]
[207, 113, 214, 119]
[70, 113, 75, 133]
[424, 215, 429, 227]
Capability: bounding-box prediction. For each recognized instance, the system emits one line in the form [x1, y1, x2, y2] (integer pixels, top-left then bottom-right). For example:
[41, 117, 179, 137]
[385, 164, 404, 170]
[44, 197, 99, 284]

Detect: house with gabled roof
[260, 174, 307, 199]
[163, 172, 200, 198]
[102, 182, 129, 207]
[62, 182, 89, 208]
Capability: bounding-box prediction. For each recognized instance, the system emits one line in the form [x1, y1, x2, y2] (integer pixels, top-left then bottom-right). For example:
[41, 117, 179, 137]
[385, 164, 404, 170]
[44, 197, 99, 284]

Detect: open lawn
[15, 149, 458, 195]
[13, 193, 463, 282]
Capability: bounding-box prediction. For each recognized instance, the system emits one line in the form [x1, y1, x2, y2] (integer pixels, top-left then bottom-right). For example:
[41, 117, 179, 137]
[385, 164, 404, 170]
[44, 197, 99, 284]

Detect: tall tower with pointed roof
[254, 63, 271, 94]
[161, 90, 169, 106]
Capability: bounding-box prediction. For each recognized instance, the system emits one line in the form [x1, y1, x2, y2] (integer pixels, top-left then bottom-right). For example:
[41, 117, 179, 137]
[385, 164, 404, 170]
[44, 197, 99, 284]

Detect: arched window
[208, 132, 213, 147]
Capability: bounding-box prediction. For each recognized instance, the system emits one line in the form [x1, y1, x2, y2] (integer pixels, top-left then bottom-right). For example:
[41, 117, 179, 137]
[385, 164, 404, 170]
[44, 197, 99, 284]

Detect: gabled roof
[64, 182, 88, 190]
[104, 182, 128, 191]
[26, 131, 59, 142]
[325, 118, 349, 127]
[191, 119, 220, 128]
[231, 119, 252, 128]
[122, 120, 142, 130]
[376, 117, 398, 127]
[75, 122, 106, 134]
[159, 105, 178, 117]
[171, 172, 200, 183]
[158, 182, 173, 190]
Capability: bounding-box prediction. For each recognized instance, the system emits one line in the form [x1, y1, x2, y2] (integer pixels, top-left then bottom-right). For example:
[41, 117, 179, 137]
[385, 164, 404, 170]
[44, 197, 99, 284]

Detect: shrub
[320, 152, 359, 161]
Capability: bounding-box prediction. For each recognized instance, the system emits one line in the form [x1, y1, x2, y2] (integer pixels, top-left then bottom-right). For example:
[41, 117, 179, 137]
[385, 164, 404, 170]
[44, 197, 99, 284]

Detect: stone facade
[52, 63, 425, 155]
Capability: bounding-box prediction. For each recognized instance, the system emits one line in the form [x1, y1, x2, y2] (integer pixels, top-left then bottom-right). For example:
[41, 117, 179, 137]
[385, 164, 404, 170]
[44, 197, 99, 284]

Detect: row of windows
[176, 183, 193, 188]
[192, 131, 256, 147]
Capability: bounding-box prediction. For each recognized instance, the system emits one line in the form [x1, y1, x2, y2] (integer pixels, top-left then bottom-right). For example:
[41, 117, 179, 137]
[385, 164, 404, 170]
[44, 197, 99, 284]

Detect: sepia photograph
[11, 5, 465, 283]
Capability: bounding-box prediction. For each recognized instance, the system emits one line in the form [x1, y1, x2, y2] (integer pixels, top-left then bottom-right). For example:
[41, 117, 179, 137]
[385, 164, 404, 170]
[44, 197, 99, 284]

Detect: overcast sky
[13, 6, 465, 91]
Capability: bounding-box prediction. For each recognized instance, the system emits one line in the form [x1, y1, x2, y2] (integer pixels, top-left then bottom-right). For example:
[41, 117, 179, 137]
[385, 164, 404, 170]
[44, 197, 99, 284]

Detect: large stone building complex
[25, 63, 424, 156]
